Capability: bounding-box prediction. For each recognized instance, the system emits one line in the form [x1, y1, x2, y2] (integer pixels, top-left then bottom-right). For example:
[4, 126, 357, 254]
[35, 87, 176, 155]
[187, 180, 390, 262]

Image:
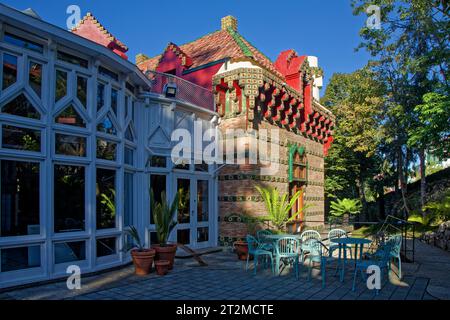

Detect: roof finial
[221, 15, 237, 31]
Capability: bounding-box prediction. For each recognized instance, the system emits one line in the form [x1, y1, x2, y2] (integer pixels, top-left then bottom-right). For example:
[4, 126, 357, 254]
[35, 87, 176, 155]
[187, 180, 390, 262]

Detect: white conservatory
[0, 4, 219, 289]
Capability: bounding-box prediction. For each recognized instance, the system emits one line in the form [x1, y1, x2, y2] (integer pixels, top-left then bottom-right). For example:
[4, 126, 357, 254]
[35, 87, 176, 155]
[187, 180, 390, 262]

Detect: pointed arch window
[54, 104, 86, 127]
[124, 122, 136, 142]
[2, 93, 41, 119]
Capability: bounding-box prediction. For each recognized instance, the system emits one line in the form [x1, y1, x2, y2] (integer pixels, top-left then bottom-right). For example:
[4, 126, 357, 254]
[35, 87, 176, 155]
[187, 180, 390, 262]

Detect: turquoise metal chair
[302, 239, 336, 288]
[274, 236, 300, 279]
[300, 230, 321, 262]
[327, 228, 352, 259]
[256, 229, 274, 251]
[246, 235, 274, 275]
[352, 241, 393, 295]
[388, 234, 402, 279]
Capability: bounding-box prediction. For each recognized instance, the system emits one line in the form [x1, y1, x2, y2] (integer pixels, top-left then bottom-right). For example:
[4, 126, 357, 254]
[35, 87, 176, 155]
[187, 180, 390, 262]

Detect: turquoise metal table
[330, 237, 372, 281]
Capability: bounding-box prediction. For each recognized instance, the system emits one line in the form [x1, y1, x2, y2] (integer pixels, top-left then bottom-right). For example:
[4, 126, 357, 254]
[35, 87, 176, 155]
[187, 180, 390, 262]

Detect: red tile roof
[137, 28, 284, 79]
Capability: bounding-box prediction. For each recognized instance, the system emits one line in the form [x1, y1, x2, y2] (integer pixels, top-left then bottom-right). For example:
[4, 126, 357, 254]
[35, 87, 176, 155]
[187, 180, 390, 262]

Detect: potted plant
[124, 226, 155, 276]
[154, 260, 170, 276]
[255, 186, 309, 232]
[150, 190, 179, 270]
[232, 213, 259, 261]
[329, 198, 362, 225]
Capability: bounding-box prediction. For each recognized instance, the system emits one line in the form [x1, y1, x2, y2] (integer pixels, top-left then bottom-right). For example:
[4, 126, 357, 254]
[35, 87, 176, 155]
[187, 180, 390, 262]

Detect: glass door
[174, 175, 212, 248]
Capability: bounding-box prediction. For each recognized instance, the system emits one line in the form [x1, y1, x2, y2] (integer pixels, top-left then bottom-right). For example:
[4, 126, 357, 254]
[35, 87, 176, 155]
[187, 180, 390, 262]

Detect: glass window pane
[96, 139, 117, 161]
[150, 175, 166, 224]
[55, 70, 67, 102]
[197, 227, 209, 243]
[2, 125, 41, 152]
[111, 89, 118, 116]
[4, 33, 44, 53]
[124, 173, 133, 227]
[177, 178, 190, 224]
[125, 124, 135, 141]
[2, 93, 40, 119]
[2, 53, 17, 90]
[1, 160, 40, 237]
[97, 83, 105, 112]
[149, 155, 166, 168]
[57, 51, 88, 68]
[55, 105, 85, 127]
[177, 229, 190, 245]
[195, 162, 209, 172]
[1, 246, 41, 272]
[96, 168, 116, 229]
[125, 147, 134, 165]
[77, 76, 87, 108]
[197, 180, 209, 222]
[54, 165, 85, 233]
[98, 66, 118, 82]
[125, 95, 129, 118]
[29, 62, 42, 97]
[96, 237, 117, 257]
[55, 133, 86, 157]
[54, 241, 86, 264]
[97, 115, 117, 135]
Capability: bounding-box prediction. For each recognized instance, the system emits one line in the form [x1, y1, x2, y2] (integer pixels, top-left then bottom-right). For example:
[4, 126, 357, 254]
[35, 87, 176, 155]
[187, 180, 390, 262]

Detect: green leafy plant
[124, 225, 145, 251]
[408, 191, 450, 227]
[255, 186, 308, 231]
[150, 190, 179, 247]
[329, 198, 362, 217]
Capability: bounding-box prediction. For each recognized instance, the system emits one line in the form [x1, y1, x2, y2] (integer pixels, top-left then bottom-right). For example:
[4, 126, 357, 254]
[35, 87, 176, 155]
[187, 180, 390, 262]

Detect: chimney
[307, 56, 323, 101]
[221, 15, 238, 31]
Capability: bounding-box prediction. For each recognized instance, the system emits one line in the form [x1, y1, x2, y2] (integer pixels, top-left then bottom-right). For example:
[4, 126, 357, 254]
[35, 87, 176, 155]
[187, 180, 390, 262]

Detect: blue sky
[3, 0, 371, 94]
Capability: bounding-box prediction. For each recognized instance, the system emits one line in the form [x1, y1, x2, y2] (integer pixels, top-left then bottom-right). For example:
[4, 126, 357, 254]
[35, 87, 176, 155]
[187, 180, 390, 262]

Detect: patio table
[330, 237, 372, 281]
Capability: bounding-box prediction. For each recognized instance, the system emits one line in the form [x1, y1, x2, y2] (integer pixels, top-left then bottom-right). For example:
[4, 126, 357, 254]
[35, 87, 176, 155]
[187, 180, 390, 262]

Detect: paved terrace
[0, 241, 448, 300]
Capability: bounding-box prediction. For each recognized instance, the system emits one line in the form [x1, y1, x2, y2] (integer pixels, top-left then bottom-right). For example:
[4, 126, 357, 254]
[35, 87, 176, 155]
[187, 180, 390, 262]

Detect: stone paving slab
[0, 249, 440, 300]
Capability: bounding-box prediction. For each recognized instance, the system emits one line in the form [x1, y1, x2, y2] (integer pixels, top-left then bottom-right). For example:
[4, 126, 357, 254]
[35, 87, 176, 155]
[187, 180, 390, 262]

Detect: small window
[124, 123, 135, 141]
[54, 241, 86, 264]
[125, 147, 134, 165]
[55, 70, 67, 102]
[96, 169, 116, 230]
[96, 138, 117, 161]
[55, 133, 87, 157]
[76, 76, 88, 108]
[111, 89, 118, 116]
[2, 93, 40, 119]
[57, 51, 88, 68]
[197, 227, 209, 243]
[54, 105, 86, 127]
[1, 246, 41, 272]
[97, 82, 105, 112]
[124, 173, 134, 227]
[98, 66, 118, 81]
[149, 155, 166, 168]
[126, 82, 135, 94]
[29, 62, 42, 97]
[54, 165, 85, 233]
[96, 237, 117, 257]
[2, 53, 17, 90]
[2, 125, 41, 152]
[4, 32, 43, 53]
[97, 114, 117, 136]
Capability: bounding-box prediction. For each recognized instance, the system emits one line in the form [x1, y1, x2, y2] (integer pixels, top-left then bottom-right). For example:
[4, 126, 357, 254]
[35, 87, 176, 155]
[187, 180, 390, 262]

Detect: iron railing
[145, 70, 215, 112]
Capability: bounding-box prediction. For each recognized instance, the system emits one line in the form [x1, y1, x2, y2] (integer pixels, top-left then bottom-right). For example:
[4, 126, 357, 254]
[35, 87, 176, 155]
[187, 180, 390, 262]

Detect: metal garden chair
[274, 236, 300, 279]
[327, 228, 352, 259]
[301, 239, 337, 288]
[300, 230, 321, 262]
[246, 235, 274, 275]
[352, 241, 393, 295]
[256, 229, 274, 251]
[387, 234, 402, 279]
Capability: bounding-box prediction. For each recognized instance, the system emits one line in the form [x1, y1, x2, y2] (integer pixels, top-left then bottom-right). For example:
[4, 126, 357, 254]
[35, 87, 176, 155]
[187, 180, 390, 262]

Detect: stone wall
[217, 114, 325, 246]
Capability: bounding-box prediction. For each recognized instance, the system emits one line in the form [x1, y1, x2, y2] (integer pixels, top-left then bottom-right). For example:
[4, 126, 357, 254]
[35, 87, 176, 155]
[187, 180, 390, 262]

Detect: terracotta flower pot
[152, 244, 177, 270]
[155, 260, 170, 276]
[233, 241, 252, 261]
[131, 248, 155, 276]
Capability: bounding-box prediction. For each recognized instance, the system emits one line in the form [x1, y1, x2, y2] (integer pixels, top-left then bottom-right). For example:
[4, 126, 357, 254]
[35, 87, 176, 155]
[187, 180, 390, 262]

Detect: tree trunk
[357, 165, 367, 223]
[419, 148, 427, 217]
[398, 146, 411, 218]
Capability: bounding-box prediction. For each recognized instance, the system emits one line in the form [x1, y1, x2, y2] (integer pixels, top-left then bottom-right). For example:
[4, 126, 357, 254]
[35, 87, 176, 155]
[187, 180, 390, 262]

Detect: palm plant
[255, 186, 308, 231]
[150, 190, 179, 247]
[329, 198, 362, 217]
[124, 225, 145, 251]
